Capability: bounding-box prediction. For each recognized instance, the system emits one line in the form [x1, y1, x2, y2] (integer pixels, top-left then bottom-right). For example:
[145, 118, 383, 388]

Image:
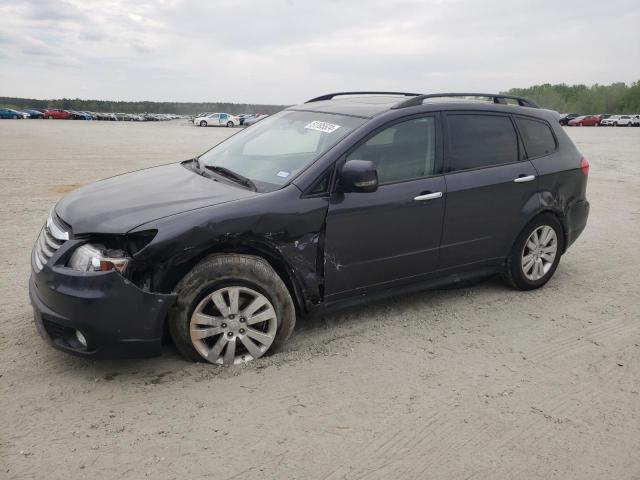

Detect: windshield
[199, 110, 365, 191]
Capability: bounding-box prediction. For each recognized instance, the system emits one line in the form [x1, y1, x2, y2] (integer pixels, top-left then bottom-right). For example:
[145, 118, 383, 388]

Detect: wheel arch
[157, 239, 310, 318]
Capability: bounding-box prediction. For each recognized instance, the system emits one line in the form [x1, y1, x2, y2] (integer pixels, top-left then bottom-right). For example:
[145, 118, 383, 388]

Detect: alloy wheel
[189, 286, 277, 365]
[521, 225, 558, 281]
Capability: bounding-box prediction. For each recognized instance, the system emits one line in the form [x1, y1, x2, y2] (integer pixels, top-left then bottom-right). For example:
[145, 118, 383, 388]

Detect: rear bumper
[29, 264, 176, 359]
[565, 199, 589, 249]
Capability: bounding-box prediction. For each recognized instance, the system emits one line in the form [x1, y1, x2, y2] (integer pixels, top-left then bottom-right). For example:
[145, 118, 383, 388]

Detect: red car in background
[42, 109, 70, 119]
[568, 115, 600, 126]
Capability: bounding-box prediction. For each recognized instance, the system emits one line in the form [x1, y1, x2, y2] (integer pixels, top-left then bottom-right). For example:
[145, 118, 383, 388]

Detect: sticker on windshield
[277, 171, 290, 178]
[305, 121, 341, 133]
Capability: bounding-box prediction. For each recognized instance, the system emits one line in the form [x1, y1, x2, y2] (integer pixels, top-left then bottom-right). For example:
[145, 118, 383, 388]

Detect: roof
[289, 95, 410, 118]
[288, 92, 548, 120]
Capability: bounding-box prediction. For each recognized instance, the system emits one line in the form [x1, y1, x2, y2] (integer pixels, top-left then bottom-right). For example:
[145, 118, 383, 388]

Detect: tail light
[580, 157, 589, 176]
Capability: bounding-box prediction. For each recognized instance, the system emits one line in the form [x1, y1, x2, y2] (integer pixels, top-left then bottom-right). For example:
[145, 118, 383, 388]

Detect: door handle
[514, 175, 535, 183]
[414, 191, 443, 201]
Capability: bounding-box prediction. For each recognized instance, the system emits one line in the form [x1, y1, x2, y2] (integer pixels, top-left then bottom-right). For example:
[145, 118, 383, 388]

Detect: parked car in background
[19, 109, 44, 119]
[568, 115, 600, 126]
[43, 109, 71, 119]
[194, 112, 240, 127]
[0, 108, 25, 119]
[559, 113, 580, 125]
[67, 110, 92, 120]
[243, 114, 269, 126]
[237, 114, 253, 125]
[630, 115, 640, 126]
[601, 115, 633, 126]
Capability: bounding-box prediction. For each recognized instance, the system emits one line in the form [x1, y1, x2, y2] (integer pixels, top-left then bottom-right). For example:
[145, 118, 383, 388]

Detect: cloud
[0, 0, 638, 103]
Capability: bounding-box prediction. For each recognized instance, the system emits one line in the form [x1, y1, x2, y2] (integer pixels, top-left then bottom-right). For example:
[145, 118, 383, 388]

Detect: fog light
[75, 329, 87, 348]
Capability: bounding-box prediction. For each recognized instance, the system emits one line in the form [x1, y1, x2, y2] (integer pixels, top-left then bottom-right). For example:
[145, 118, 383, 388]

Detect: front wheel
[199, 120, 207, 127]
[169, 254, 296, 365]
[504, 214, 564, 290]
[226, 121, 234, 127]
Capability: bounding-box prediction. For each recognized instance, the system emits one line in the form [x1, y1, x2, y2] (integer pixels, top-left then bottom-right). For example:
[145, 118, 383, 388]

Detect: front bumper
[29, 257, 176, 359]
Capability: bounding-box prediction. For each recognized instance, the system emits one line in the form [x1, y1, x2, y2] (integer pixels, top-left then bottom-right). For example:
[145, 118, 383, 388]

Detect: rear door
[439, 112, 539, 269]
[324, 114, 446, 298]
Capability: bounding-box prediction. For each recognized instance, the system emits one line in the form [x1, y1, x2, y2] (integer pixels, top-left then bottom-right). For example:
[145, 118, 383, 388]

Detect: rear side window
[515, 117, 556, 158]
[446, 114, 518, 172]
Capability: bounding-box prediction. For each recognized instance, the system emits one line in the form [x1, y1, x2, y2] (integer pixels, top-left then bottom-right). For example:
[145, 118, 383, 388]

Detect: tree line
[0, 97, 287, 115]
[503, 81, 640, 114]
[3, 82, 640, 115]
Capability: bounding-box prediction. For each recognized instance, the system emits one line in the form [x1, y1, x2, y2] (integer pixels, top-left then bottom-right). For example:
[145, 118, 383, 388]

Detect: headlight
[68, 243, 130, 273]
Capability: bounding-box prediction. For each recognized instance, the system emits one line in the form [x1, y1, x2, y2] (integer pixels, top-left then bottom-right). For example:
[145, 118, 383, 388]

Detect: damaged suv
[30, 92, 590, 365]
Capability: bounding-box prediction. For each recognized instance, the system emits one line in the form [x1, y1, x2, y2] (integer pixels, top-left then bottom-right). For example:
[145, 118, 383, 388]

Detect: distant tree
[502, 81, 640, 114]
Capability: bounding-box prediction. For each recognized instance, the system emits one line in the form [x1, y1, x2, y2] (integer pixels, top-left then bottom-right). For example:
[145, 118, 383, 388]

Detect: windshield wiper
[204, 165, 257, 191]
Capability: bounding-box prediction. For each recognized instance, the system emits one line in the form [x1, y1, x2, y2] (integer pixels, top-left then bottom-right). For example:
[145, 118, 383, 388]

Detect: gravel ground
[1, 120, 639, 480]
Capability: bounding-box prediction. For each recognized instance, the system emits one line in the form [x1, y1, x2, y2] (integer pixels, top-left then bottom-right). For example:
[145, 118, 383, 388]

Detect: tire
[614, 122, 618, 126]
[199, 120, 207, 127]
[503, 214, 564, 291]
[226, 121, 234, 127]
[168, 254, 296, 365]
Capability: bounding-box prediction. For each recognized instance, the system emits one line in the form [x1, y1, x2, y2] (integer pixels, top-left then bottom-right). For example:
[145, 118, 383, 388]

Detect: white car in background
[194, 112, 240, 127]
[601, 115, 634, 126]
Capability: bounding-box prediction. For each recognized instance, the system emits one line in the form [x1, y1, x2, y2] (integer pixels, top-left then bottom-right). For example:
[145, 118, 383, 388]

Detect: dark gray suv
[30, 92, 589, 365]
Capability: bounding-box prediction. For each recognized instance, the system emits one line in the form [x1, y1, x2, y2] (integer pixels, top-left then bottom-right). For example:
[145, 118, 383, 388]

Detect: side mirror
[339, 160, 378, 193]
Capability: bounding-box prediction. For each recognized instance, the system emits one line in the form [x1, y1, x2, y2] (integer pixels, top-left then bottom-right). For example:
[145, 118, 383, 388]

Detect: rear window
[515, 117, 556, 158]
[446, 114, 518, 171]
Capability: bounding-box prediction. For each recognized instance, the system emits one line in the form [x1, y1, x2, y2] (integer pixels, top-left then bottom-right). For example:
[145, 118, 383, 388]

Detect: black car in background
[30, 92, 589, 365]
[559, 113, 581, 125]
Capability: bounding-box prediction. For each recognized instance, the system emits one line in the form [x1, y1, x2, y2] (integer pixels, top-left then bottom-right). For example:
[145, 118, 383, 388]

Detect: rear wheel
[504, 214, 564, 290]
[169, 254, 296, 365]
[226, 121, 234, 127]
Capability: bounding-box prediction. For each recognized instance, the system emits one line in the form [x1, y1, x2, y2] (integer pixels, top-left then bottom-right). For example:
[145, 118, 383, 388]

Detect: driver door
[324, 115, 446, 299]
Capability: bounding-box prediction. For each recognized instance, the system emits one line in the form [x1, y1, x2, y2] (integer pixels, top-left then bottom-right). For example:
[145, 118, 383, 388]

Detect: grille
[33, 211, 69, 272]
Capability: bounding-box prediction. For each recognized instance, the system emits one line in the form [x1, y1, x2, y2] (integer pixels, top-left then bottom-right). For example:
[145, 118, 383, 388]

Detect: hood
[56, 162, 257, 235]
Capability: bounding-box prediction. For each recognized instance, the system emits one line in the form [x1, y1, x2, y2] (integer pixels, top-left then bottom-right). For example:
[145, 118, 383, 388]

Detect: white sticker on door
[305, 121, 341, 133]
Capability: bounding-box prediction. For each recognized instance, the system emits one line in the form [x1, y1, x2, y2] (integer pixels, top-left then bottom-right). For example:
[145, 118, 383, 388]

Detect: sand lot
[1, 120, 639, 479]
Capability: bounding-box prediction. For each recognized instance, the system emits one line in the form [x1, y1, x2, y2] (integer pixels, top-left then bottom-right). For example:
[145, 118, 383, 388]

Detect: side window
[515, 117, 556, 158]
[447, 114, 518, 171]
[346, 117, 436, 185]
[220, 114, 228, 120]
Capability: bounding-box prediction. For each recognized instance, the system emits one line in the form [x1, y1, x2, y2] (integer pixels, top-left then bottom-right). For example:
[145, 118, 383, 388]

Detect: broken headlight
[68, 243, 130, 273]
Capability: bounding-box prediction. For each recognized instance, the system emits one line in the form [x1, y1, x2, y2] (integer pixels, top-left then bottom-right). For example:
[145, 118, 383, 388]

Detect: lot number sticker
[305, 121, 341, 133]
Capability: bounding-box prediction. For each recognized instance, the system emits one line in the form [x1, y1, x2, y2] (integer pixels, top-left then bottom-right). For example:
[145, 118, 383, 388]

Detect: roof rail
[391, 93, 540, 109]
[305, 91, 421, 103]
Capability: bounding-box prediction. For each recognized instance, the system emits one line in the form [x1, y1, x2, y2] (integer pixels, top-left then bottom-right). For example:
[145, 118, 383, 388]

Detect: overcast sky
[1, 0, 639, 104]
